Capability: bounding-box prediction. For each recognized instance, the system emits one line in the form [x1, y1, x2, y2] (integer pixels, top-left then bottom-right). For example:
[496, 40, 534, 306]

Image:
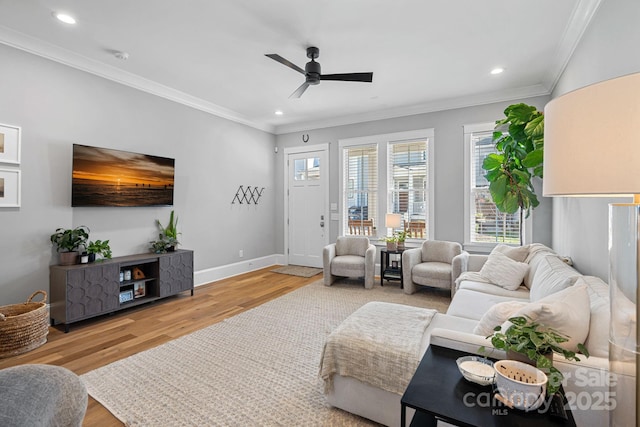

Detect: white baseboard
[194, 254, 286, 287]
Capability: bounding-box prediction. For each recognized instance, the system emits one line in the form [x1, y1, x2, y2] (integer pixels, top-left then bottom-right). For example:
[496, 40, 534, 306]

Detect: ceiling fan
[265, 46, 373, 98]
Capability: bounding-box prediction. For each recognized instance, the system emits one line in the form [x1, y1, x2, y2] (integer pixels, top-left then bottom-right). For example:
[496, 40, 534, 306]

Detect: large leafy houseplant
[485, 315, 589, 395]
[50, 226, 90, 252]
[482, 103, 544, 226]
[50, 225, 90, 265]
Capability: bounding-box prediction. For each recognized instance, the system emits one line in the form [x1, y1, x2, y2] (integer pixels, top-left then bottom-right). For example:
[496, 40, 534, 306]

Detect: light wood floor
[0, 266, 319, 426]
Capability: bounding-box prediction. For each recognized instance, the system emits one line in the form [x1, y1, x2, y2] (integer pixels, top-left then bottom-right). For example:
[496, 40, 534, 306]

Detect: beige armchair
[323, 236, 376, 289]
[402, 240, 467, 296]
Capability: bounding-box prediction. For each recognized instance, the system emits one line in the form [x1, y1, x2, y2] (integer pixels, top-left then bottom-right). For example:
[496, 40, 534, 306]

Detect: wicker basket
[0, 290, 49, 358]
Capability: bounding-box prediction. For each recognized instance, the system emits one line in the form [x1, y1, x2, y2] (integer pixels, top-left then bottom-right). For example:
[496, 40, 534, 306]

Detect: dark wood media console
[50, 249, 194, 332]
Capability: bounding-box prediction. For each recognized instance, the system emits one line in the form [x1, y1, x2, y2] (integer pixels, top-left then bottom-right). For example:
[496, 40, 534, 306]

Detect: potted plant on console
[86, 239, 112, 262]
[155, 210, 180, 252]
[150, 210, 180, 253]
[485, 315, 589, 395]
[50, 226, 90, 266]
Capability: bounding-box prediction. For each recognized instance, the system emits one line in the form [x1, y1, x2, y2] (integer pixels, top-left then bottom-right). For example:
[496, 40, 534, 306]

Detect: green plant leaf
[502, 191, 519, 214]
[522, 148, 544, 168]
[524, 114, 544, 138]
[489, 175, 508, 204]
[533, 165, 544, 178]
[482, 153, 503, 171]
[505, 103, 537, 125]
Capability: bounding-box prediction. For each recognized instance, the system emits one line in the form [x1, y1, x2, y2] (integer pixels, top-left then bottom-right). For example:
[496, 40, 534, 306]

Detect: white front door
[286, 147, 328, 268]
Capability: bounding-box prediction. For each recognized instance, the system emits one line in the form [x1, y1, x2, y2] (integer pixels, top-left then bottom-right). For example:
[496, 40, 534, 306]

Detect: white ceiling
[0, 0, 601, 134]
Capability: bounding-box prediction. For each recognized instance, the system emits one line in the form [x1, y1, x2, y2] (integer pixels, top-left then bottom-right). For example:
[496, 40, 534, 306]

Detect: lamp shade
[543, 72, 640, 197]
[385, 213, 402, 229]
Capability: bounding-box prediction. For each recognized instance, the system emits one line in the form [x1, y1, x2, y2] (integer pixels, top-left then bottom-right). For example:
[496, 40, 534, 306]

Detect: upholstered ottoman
[320, 301, 436, 425]
[0, 364, 87, 427]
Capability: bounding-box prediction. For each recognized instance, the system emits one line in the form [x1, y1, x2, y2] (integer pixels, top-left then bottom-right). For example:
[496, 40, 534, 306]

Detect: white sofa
[324, 243, 629, 427]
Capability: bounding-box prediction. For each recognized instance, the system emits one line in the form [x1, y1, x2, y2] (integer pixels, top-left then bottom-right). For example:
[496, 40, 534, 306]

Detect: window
[464, 124, 524, 250]
[343, 145, 378, 236]
[387, 141, 427, 238]
[339, 129, 434, 239]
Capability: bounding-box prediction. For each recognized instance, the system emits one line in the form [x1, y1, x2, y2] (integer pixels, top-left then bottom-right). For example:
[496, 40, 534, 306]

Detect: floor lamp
[543, 72, 640, 426]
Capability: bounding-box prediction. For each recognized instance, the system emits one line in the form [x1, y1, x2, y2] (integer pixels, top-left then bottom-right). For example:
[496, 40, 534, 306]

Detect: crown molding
[0, 25, 275, 134]
[273, 84, 551, 135]
[541, 0, 603, 92]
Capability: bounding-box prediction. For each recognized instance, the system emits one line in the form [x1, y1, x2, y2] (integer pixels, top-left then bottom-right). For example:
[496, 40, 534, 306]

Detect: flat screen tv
[72, 144, 175, 207]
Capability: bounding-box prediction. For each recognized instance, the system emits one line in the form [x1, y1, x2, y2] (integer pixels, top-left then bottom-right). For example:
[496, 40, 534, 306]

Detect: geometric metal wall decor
[231, 185, 265, 204]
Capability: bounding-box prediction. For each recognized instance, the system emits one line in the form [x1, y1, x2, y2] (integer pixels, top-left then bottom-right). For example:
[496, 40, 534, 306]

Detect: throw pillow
[492, 244, 530, 263]
[529, 255, 581, 301]
[579, 276, 610, 358]
[479, 251, 529, 291]
[502, 283, 591, 353]
[473, 301, 529, 336]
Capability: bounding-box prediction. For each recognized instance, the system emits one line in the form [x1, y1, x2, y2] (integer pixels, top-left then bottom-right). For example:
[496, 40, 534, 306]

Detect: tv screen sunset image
[72, 144, 174, 207]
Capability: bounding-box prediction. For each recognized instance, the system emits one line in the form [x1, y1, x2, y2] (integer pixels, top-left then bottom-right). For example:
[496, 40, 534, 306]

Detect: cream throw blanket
[319, 301, 436, 395]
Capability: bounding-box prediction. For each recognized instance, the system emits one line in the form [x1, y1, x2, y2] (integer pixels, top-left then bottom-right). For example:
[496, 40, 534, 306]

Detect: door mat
[271, 265, 323, 278]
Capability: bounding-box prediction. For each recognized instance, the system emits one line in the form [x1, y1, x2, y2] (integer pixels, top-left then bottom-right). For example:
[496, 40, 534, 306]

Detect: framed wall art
[0, 123, 21, 165]
[0, 168, 21, 207]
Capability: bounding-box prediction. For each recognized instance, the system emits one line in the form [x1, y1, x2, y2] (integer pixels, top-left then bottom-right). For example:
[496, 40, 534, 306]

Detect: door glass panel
[307, 157, 320, 180]
[294, 159, 306, 180]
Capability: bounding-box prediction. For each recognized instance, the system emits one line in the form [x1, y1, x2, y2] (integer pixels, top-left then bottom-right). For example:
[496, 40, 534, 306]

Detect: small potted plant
[50, 226, 90, 265]
[156, 210, 180, 251]
[396, 230, 408, 250]
[384, 235, 398, 251]
[484, 315, 589, 395]
[151, 236, 179, 252]
[86, 240, 112, 262]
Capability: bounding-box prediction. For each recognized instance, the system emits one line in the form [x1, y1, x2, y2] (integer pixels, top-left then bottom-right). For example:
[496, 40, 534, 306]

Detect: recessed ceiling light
[54, 12, 76, 25]
[490, 67, 504, 75]
[275, 110, 284, 116]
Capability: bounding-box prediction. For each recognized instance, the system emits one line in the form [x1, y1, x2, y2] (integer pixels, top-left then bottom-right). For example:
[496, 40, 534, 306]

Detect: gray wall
[274, 96, 552, 251]
[0, 44, 276, 304]
[550, 0, 640, 280]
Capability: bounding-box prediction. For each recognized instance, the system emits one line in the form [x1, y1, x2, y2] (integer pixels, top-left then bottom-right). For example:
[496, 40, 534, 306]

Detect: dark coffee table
[401, 345, 576, 427]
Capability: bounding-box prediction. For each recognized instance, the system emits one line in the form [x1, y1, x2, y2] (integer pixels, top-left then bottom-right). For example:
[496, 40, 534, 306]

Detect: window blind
[469, 131, 521, 244]
[387, 140, 428, 238]
[344, 145, 378, 235]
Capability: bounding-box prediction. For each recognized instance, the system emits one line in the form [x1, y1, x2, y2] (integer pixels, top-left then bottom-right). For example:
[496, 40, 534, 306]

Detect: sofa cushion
[473, 301, 529, 336]
[578, 276, 610, 358]
[505, 283, 591, 353]
[331, 255, 365, 277]
[479, 251, 529, 291]
[412, 262, 452, 287]
[458, 280, 530, 299]
[335, 236, 370, 257]
[446, 289, 529, 321]
[492, 244, 530, 262]
[529, 255, 581, 301]
[523, 244, 558, 289]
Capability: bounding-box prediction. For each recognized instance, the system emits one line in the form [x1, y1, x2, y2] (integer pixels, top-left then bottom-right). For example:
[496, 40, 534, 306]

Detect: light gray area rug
[271, 265, 323, 278]
[81, 279, 450, 426]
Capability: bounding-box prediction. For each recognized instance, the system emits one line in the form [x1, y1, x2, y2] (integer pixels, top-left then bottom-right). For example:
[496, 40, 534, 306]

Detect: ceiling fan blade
[265, 54, 305, 74]
[320, 72, 373, 83]
[289, 82, 310, 98]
